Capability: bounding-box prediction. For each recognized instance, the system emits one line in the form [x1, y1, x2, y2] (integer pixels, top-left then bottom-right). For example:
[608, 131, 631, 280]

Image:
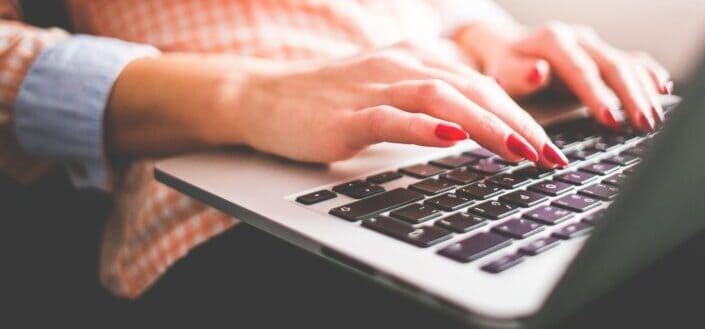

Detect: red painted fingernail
[663, 81, 674, 95]
[506, 134, 539, 162]
[602, 108, 621, 131]
[542, 143, 570, 167]
[639, 112, 655, 131]
[527, 66, 543, 85]
[435, 123, 468, 141]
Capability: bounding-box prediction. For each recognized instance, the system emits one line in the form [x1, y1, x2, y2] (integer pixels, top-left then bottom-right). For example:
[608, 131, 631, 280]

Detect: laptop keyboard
[294, 107, 674, 274]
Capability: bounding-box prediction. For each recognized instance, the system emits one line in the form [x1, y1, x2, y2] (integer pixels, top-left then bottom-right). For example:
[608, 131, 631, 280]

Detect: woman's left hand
[454, 21, 673, 132]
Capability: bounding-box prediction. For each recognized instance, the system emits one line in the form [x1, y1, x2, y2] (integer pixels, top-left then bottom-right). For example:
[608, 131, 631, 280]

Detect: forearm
[108, 54, 242, 156]
[106, 54, 305, 157]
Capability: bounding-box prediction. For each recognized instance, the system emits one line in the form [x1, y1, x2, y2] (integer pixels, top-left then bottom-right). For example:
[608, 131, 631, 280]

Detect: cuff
[14, 35, 160, 191]
[437, 0, 514, 37]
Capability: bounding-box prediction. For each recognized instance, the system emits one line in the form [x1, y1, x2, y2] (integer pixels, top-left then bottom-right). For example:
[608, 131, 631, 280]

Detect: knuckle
[574, 60, 601, 79]
[603, 56, 631, 78]
[541, 21, 573, 43]
[418, 79, 452, 103]
[396, 39, 423, 52]
[366, 106, 394, 140]
[406, 114, 424, 137]
[362, 51, 407, 68]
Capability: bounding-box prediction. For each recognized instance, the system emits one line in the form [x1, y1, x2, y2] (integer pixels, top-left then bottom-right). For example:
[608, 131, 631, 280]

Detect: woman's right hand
[217, 41, 569, 167]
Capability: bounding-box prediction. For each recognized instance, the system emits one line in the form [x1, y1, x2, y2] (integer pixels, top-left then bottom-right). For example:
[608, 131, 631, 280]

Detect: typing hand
[225, 42, 568, 167]
[454, 21, 672, 132]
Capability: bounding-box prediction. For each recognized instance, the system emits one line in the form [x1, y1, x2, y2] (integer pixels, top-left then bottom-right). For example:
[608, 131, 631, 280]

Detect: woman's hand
[214, 42, 568, 167]
[454, 21, 673, 132]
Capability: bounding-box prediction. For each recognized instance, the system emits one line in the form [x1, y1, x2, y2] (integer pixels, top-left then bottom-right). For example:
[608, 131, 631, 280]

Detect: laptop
[154, 58, 705, 328]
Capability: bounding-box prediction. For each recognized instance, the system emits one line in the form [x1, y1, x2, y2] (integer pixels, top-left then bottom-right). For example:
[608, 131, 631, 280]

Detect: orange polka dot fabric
[1, 0, 457, 298]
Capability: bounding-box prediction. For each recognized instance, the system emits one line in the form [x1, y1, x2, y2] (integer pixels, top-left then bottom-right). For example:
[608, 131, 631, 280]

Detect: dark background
[3, 172, 705, 328]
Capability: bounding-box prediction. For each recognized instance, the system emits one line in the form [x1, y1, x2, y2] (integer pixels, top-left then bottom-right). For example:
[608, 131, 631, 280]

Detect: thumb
[485, 54, 551, 97]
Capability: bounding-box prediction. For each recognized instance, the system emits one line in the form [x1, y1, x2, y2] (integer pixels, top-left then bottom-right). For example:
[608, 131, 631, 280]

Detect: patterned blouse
[0, 0, 506, 298]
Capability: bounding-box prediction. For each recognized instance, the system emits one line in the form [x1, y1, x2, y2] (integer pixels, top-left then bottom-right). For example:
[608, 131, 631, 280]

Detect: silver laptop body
[154, 61, 705, 328]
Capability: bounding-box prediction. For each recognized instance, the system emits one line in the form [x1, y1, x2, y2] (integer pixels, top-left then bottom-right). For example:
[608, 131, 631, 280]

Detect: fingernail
[602, 108, 622, 131]
[639, 112, 655, 131]
[663, 81, 674, 95]
[542, 143, 570, 167]
[527, 65, 544, 85]
[651, 106, 664, 126]
[435, 123, 468, 141]
[506, 134, 539, 162]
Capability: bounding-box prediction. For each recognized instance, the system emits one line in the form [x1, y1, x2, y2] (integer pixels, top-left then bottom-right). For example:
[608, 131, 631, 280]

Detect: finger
[379, 63, 567, 167]
[383, 79, 540, 163]
[355, 50, 566, 167]
[393, 42, 552, 97]
[634, 52, 673, 94]
[576, 33, 656, 132]
[484, 55, 552, 97]
[346, 105, 465, 148]
[515, 24, 622, 131]
[634, 63, 665, 125]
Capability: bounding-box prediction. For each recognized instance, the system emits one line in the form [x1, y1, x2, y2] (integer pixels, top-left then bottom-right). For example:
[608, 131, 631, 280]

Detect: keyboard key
[514, 166, 553, 179]
[390, 203, 443, 224]
[363, 216, 452, 247]
[470, 159, 510, 175]
[603, 153, 640, 166]
[463, 148, 495, 159]
[457, 182, 504, 200]
[553, 222, 594, 239]
[399, 164, 445, 178]
[519, 236, 561, 255]
[329, 188, 424, 221]
[469, 200, 520, 219]
[440, 167, 484, 185]
[579, 162, 620, 176]
[623, 144, 648, 157]
[603, 172, 628, 187]
[481, 253, 525, 273]
[523, 205, 574, 225]
[345, 184, 385, 199]
[425, 193, 473, 211]
[579, 183, 619, 201]
[528, 180, 575, 196]
[435, 212, 487, 233]
[409, 178, 455, 195]
[555, 171, 599, 185]
[332, 180, 367, 194]
[430, 155, 476, 169]
[367, 171, 403, 184]
[592, 136, 622, 151]
[488, 173, 532, 189]
[552, 194, 601, 212]
[493, 158, 529, 166]
[551, 133, 581, 149]
[583, 208, 607, 225]
[500, 190, 549, 207]
[566, 147, 601, 161]
[438, 232, 511, 263]
[296, 190, 337, 205]
[492, 218, 544, 239]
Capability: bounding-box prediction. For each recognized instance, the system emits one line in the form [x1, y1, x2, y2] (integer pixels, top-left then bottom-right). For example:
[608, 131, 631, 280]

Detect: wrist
[214, 59, 321, 149]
